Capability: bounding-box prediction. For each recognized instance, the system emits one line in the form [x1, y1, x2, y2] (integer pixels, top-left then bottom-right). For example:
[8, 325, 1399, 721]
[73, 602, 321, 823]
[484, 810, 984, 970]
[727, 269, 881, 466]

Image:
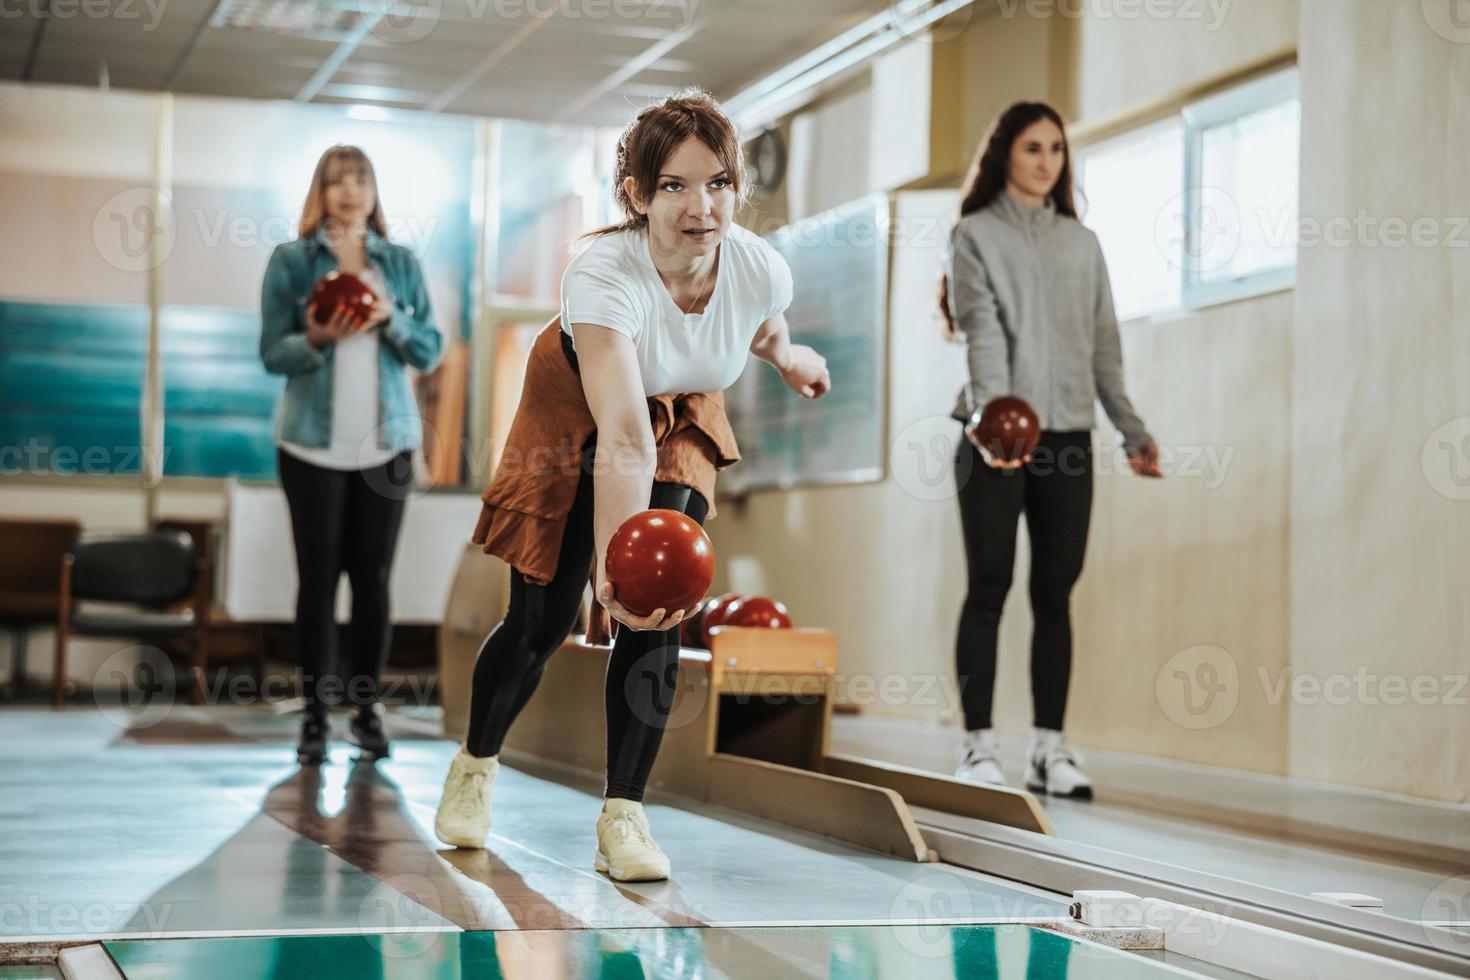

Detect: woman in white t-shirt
[435, 90, 830, 882]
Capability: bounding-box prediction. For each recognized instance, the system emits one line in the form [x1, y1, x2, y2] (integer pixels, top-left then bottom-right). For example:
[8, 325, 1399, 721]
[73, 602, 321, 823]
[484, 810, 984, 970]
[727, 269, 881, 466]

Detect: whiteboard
[721, 195, 890, 495]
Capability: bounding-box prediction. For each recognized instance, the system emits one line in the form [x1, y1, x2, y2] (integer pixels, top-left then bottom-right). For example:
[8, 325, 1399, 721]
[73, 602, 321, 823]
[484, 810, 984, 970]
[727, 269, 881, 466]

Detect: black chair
[53, 530, 211, 709]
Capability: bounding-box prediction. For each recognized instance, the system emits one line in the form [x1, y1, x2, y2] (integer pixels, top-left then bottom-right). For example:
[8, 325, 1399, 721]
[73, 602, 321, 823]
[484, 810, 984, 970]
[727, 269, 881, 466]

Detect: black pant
[954, 431, 1093, 732]
[277, 449, 412, 717]
[464, 451, 708, 802]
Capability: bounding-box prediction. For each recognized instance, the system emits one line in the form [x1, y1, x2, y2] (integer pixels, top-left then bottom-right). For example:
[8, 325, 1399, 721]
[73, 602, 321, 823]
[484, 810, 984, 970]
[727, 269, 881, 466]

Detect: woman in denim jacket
[259, 144, 443, 765]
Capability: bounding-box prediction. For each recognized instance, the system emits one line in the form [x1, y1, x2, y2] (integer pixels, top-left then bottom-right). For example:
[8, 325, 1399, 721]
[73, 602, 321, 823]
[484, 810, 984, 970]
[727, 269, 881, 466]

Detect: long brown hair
[585, 88, 748, 239]
[938, 101, 1078, 339]
[298, 145, 390, 240]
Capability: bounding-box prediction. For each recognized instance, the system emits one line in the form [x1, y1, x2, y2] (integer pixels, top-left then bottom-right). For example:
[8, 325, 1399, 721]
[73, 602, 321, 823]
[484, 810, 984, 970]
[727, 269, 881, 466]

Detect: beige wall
[1288, 0, 1470, 801]
[1070, 291, 1293, 773]
[1072, 0, 1298, 120]
[1058, 0, 1300, 776]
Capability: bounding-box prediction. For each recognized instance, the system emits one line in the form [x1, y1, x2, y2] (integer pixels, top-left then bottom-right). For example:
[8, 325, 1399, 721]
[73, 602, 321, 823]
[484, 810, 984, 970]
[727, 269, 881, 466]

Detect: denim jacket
[260, 224, 444, 454]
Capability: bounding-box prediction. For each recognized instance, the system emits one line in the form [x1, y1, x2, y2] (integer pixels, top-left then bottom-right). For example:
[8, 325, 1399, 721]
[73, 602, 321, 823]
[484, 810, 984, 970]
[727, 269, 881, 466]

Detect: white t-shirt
[278, 269, 401, 471]
[559, 223, 794, 396]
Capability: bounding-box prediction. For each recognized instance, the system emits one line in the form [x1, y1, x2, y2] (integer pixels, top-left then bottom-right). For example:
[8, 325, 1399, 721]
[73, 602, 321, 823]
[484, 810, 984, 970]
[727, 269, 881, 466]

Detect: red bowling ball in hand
[310, 270, 377, 326]
[605, 510, 715, 619]
[973, 395, 1040, 463]
[721, 596, 792, 630]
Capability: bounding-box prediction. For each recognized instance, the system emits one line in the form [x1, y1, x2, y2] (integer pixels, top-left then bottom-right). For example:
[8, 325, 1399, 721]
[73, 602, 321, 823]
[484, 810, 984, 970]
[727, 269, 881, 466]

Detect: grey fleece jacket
[945, 192, 1152, 453]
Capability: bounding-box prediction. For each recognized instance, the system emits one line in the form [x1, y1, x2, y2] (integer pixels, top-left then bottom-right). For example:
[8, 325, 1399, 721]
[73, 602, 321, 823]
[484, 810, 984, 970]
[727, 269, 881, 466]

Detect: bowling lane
[831, 715, 1466, 924]
[0, 707, 1063, 945]
[388, 747, 1068, 929]
[102, 924, 1222, 979]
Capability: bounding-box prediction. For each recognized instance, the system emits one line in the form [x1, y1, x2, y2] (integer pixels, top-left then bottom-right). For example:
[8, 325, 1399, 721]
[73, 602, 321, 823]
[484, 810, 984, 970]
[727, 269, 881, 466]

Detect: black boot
[348, 704, 390, 760]
[298, 713, 329, 766]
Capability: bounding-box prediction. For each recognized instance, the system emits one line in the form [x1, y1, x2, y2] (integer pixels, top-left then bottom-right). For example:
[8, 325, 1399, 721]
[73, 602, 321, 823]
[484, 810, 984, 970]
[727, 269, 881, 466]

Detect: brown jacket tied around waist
[471, 320, 741, 586]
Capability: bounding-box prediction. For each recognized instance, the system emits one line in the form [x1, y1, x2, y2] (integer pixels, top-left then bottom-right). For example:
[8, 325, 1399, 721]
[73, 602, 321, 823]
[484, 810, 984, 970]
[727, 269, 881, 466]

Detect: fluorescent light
[725, 0, 977, 132]
[346, 105, 394, 122]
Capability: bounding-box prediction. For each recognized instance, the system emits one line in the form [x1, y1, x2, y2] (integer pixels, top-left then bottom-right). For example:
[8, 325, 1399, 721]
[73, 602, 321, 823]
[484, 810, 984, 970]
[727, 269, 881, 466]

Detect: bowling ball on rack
[721, 596, 792, 630]
[309, 270, 377, 325]
[681, 595, 715, 648]
[973, 395, 1040, 463]
[604, 509, 715, 619]
[698, 592, 744, 648]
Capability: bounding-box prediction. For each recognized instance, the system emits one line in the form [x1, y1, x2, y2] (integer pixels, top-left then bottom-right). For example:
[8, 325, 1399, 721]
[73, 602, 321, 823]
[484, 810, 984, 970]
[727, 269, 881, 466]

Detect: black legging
[464, 449, 708, 802]
[277, 449, 412, 716]
[955, 430, 1093, 732]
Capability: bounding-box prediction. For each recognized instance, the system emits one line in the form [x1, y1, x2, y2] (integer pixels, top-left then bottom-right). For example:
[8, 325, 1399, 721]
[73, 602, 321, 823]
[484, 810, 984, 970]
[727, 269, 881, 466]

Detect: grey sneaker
[955, 728, 1007, 786]
[1024, 727, 1093, 799]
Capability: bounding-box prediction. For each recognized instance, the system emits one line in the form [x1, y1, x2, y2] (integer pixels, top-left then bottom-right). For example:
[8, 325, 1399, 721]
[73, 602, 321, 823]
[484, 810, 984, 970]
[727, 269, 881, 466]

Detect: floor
[0, 706, 1261, 978]
[10, 704, 1446, 976]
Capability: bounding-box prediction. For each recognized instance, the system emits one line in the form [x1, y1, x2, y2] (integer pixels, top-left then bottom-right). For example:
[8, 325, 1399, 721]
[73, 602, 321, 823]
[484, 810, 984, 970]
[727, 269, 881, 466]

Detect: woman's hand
[594, 566, 700, 633]
[1129, 441, 1164, 478]
[964, 419, 1029, 470]
[779, 345, 831, 399]
[305, 301, 360, 349]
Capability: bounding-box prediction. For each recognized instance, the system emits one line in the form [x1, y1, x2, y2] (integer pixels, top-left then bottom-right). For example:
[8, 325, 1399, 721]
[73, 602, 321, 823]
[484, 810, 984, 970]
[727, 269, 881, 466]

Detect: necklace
[677, 252, 718, 316]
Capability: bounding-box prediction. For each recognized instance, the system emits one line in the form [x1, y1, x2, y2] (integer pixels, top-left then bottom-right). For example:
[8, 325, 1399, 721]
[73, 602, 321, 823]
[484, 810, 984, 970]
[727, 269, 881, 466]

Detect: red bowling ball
[604, 509, 715, 619]
[721, 596, 792, 630]
[681, 594, 717, 648]
[310, 270, 377, 326]
[699, 592, 744, 648]
[973, 395, 1040, 463]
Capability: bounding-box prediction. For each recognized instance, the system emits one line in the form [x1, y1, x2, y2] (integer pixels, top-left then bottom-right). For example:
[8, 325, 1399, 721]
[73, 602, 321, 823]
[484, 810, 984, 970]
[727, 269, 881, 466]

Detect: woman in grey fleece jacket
[941, 101, 1162, 799]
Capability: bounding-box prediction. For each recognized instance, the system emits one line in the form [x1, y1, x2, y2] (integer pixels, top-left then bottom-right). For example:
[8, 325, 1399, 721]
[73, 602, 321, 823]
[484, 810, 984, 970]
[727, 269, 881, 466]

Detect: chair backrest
[71, 530, 196, 606]
[0, 519, 82, 592]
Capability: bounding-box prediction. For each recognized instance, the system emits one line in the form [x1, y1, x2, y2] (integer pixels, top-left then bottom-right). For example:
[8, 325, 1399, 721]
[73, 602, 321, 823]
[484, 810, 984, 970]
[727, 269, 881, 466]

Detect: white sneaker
[594, 798, 670, 882]
[1024, 728, 1093, 799]
[434, 747, 499, 848]
[954, 728, 1007, 786]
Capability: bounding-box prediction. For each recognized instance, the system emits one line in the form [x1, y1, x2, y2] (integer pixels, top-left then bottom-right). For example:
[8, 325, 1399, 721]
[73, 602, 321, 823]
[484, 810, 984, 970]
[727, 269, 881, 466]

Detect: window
[1078, 67, 1300, 319]
[1078, 118, 1185, 321]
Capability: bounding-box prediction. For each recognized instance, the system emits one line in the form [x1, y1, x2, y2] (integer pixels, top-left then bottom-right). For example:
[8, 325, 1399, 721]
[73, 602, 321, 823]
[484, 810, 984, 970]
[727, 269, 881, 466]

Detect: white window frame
[1179, 66, 1300, 310]
[1076, 65, 1300, 321]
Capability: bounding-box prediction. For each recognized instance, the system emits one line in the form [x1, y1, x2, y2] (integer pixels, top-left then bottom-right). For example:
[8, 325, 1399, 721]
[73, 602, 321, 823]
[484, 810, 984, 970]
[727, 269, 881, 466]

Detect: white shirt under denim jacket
[944, 192, 1152, 453]
[259, 224, 444, 471]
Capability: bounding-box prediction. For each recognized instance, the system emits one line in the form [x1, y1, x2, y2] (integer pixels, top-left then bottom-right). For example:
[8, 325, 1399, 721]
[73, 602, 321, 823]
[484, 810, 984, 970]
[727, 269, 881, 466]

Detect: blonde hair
[297, 145, 390, 239]
[586, 88, 748, 238]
